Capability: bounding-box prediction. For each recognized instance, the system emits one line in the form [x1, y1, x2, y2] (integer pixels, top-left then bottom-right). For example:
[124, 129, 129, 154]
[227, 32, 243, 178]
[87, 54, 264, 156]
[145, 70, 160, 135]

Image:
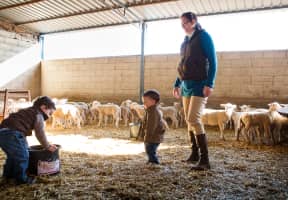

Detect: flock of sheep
[1, 98, 288, 145]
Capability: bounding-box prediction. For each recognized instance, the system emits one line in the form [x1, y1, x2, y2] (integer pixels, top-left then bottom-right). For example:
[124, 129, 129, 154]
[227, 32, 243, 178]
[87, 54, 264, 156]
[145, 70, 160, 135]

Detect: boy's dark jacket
[0, 106, 50, 148]
[137, 105, 165, 143]
[0, 107, 38, 136]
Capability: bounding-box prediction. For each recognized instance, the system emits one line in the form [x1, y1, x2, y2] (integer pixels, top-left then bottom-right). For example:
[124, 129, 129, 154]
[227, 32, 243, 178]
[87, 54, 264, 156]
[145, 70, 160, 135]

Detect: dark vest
[0, 107, 40, 136]
[177, 29, 209, 81]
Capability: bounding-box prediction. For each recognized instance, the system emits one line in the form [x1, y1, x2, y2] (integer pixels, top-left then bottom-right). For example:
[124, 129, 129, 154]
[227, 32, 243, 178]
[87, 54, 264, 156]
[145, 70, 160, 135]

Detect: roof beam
[0, 0, 46, 11]
[112, 0, 143, 21]
[41, 6, 288, 34]
[16, 0, 178, 25]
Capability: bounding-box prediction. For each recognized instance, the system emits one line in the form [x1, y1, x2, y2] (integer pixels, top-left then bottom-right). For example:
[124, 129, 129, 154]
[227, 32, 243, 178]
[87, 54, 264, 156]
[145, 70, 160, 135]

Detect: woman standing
[173, 12, 217, 170]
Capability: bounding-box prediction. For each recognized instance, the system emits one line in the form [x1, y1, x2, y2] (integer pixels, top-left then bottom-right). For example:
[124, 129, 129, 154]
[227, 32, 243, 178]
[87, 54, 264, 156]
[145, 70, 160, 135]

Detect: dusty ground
[0, 126, 287, 200]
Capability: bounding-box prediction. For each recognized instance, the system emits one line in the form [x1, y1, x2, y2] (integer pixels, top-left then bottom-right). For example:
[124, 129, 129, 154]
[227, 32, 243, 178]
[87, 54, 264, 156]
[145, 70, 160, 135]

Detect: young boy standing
[138, 89, 166, 164]
[0, 96, 57, 185]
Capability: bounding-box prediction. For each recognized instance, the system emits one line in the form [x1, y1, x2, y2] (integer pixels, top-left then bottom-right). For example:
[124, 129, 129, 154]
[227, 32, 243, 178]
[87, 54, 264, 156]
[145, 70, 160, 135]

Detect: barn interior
[0, 0, 287, 199]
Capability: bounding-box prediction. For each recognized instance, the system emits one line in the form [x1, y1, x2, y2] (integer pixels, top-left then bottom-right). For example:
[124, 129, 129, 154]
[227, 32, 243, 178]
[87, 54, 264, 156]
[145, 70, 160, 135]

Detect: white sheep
[120, 105, 131, 127]
[52, 104, 81, 129]
[201, 103, 237, 140]
[239, 110, 273, 145]
[159, 105, 179, 129]
[120, 99, 133, 108]
[268, 102, 288, 143]
[231, 111, 244, 140]
[129, 102, 145, 122]
[173, 102, 185, 128]
[68, 102, 90, 126]
[239, 105, 268, 113]
[120, 100, 134, 126]
[92, 102, 121, 128]
[235, 105, 269, 142]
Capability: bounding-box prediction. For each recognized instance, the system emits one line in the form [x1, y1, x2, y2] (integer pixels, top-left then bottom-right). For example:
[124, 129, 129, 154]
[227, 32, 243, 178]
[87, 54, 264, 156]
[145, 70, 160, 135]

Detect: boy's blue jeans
[0, 128, 29, 183]
[144, 143, 160, 164]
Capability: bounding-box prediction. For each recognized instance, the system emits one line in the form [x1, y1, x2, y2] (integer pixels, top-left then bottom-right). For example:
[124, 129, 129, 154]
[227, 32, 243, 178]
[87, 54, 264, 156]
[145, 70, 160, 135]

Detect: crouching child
[137, 89, 166, 164]
[0, 96, 57, 185]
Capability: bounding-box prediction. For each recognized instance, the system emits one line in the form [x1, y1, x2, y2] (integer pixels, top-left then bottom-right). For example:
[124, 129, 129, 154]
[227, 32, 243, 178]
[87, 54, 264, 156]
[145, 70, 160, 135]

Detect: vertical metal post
[139, 22, 146, 104]
[3, 89, 8, 119]
[39, 35, 44, 60]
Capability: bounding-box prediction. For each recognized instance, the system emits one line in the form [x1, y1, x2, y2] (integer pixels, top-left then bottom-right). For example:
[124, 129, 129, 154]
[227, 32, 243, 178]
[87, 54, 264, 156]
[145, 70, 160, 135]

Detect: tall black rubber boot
[191, 134, 211, 170]
[185, 131, 199, 164]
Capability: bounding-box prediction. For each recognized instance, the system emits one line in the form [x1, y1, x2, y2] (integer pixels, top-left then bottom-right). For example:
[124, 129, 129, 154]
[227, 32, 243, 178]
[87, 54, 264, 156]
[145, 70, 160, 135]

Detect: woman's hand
[173, 87, 181, 99]
[47, 144, 57, 152]
[203, 86, 213, 97]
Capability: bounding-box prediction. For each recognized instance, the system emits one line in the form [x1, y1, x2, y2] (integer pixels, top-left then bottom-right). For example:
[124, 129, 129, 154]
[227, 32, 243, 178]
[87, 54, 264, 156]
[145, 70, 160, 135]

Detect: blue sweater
[174, 30, 217, 97]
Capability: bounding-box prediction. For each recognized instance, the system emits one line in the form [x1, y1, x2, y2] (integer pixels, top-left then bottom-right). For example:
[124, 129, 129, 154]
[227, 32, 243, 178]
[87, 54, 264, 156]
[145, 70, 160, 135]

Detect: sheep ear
[280, 104, 287, 107]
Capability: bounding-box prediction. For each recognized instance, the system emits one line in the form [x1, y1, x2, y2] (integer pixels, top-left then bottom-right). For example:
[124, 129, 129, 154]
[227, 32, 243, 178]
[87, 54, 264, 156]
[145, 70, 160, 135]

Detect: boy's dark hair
[143, 89, 160, 103]
[33, 96, 56, 110]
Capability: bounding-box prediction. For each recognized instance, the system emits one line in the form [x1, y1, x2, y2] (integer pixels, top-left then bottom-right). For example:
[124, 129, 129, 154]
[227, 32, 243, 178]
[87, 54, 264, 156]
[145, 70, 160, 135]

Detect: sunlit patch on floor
[28, 134, 146, 155]
[28, 133, 177, 156]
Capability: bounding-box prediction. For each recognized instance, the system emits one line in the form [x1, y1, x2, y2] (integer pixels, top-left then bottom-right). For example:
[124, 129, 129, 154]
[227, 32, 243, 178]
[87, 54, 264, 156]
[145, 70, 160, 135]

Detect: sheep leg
[124, 116, 128, 127]
[104, 115, 108, 127]
[115, 118, 119, 128]
[218, 122, 225, 140]
[255, 127, 263, 145]
[162, 119, 169, 130]
[98, 113, 102, 128]
[265, 124, 274, 145]
[64, 117, 68, 129]
[175, 118, 179, 129]
[229, 120, 233, 130]
[249, 128, 255, 142]
[274, 124, 282, 144]
[236, 126, 241, 141]
[52, 118, 56, 129]
[243, 127, 250, 144]
[235, 119, 241, 141]
[76, 118, 81, 129]
[234, 124, 238, 139]
[172, 116, 179, 129]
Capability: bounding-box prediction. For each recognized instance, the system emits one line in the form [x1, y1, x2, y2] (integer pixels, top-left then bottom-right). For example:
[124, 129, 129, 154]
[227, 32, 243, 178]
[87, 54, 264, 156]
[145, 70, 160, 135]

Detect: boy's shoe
[26, 176, 37, 185]
[16, 176, 37, 185]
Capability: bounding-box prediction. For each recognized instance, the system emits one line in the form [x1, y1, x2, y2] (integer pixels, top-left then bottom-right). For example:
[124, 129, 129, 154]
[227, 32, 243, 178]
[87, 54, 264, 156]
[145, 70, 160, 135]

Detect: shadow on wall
[0, 44, 41, 98]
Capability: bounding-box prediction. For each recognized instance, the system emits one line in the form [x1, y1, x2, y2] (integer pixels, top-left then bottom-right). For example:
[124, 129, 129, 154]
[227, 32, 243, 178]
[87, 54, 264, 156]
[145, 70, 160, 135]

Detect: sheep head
[220, 103, 237, 111]
[268, 102, 282, 111]
[92, 100, 101, 108]
[240, 105, 251, 112]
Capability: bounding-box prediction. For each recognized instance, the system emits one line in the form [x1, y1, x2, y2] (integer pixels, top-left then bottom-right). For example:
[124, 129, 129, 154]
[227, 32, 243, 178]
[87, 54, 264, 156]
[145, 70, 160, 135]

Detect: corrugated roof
[0, 0, 287, 34]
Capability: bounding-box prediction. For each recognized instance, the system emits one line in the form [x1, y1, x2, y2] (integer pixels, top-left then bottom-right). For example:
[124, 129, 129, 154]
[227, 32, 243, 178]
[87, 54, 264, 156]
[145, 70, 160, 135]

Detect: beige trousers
[182, 96, 207, 135]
